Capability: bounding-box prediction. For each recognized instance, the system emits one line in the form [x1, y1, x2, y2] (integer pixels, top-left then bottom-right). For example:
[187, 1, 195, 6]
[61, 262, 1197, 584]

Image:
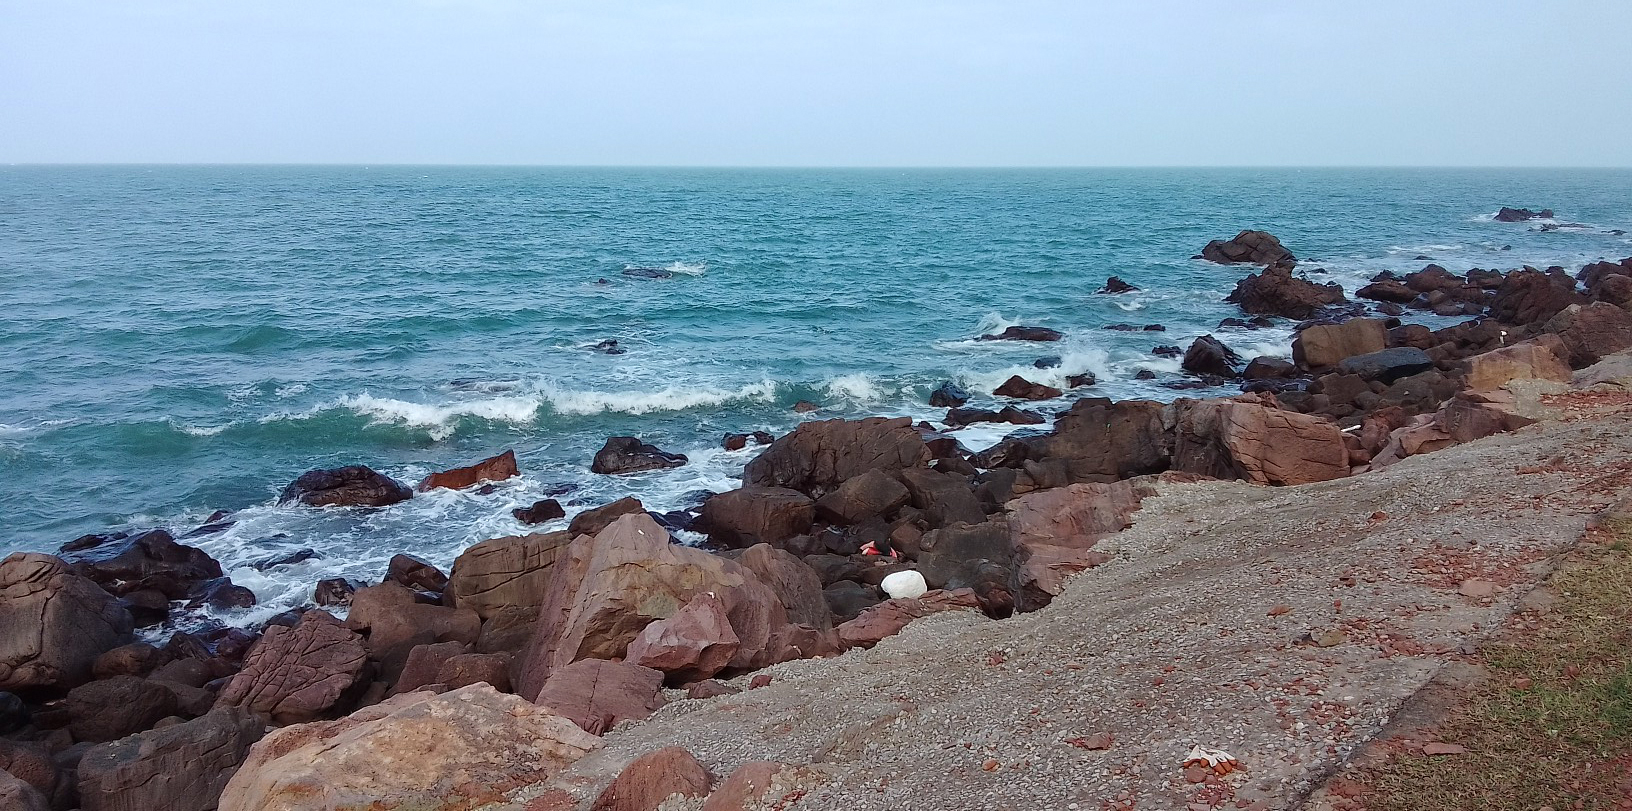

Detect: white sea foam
[822, 373, 887, 402]
[336, 393, 543, 439]
[538, 380, 778, 416]
[176, 422, 232, 437]
[665, 261, 708, 276]
[956, 347, 1113, 396]
[274, 383, 308, 398]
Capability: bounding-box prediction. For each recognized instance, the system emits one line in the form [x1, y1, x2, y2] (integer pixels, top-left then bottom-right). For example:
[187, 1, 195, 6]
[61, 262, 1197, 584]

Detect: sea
[3, 166, 1630, 628]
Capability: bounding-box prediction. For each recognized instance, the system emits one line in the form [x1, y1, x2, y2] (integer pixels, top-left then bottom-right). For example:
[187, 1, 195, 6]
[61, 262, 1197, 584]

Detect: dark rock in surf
[387, 554, 449, 593]
[60, 529, 225, 600]
[928, 382, 971, 408]
[993, 376, 1063, 401]
[1152, 345, 1182, 358]
[1143, 324, 1167, 332]
[592, 339, 626, 355]
[1225, 263, 1347, 319]
[513, 498, 566, 524]
[977, 326, 1064, 342]
[250, 548, 319, 571]
[622, 267, 674, 279]
[590, 437, 688, 475]
[1199, 230, 1295, 265]
[279, 466, 413, 509]
[1033, 356, 1062, 369]
[722, 431, 775, 451]
[314, 578, 358, 607]
[1494, 207, 1554, 222]
[1066, 373, 1097, 388]
[1181, 336, 1243, 378]
[1097, 276, 1138, 294]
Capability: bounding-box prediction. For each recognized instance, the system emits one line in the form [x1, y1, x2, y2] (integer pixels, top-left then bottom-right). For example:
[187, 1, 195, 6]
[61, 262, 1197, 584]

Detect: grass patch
[1362, 531, 1632, 811]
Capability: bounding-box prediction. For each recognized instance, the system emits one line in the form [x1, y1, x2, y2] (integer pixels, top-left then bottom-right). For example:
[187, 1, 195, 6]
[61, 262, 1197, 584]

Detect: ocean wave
[173, 421, 233, 437]
[957, 347, 1113, 396]
[822, 373, 887, 402]
[538, 380, 778, 416]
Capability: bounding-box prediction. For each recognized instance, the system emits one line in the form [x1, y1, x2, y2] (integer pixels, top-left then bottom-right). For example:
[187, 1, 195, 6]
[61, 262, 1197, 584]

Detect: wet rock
[445, 530, 571, 620]
[928, 382, 971, 408]
[77, 705, 263, 811]
[1243, 356, 1297, 380]
[1337, 347, 1436, 383]
[313, 578, 358, 607]
[215, 611, 368, 725]
[569, 496, 647, 538]
[1104, 323, 1139, 331]
[532, 660, 666, 735]
[1033, 355, 1062, 369]
[792, 400, 820, 413]
[416, 449, 518, 492]
[1199, 230, 1295, 265]
[722, 431, 774, 451]
[743, 417, 930, 500]
[249, 548, 318, 571]
[279, 465, 412, 508]
[1181, 335, 1242, 378]
[591, 746, 713, 811]
[1171, 396, 1349, 486]
[1097, 276, 1138, 294]
[592, 339, 626, 355]
[699, 487, 815, 547]
[1357, 279, 1418, 304]
[993, 375, 1063, 400]
[976, 326, 1064, 342]
[591, 437, 688, 475]
[1292, 318, 1389, 370]
[0, 553, 134, 692]
[61, 529, 225, 599]
[65, 676, 180, 742]
[386, 554, 448, 593]
[943, 406, 1044, 427]
[513, 498, 566, 524]
[1066, 373, 1097, 388]
[1151, 344, 1182, 358]
[219, 684, 599, 811]
[1494, 206, 1553, 222]
[187, 577, 258, 611]
[623, 266, 673, 279]
[1225, 263, 1347, 319]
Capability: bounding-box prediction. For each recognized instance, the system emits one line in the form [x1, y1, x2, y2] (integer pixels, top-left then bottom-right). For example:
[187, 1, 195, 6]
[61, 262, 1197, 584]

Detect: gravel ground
[531, 375, 1632, 811]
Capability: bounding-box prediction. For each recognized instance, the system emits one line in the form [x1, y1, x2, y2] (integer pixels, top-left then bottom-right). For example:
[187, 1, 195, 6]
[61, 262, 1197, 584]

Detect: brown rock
[1181, 335, 1243, 377]
[92, 642, 166, 680]
[1200, 230, 1295, 265]
[1422, 742, 1468, 756]
[219, 684, 598, 811]
[813, 469, 911, 525]
[0, 553, 134, 692]
[215, 611, 368, 725]
[278, 465, 412, 508]
[1224, 263, 1346, 319]
[385, 553, 448, 593]
[591, 437, 687, 475]
[66, 675, 180, 742]
[591, 746, 712, 811]
[1543, 302, 1632, 367]
[1013, 542, 1113, 612]
[445, 530, 572, 620]
[1022, 398, 1171, 482]
[313, 577, 357, 607]
[0, 740, 61, 806]
[77, 705, 263, 811]
[513, 498, 567, 524]
[1171, 397, 1349, 486]
[344, 582, 481, 664]
[702, 761, 813, 811]
[1489, 268, 1586, 326]
[60, 529, 225, 600]
[993, 375, 1063, 400]
[898, 468, 987, 530]
[416, 449, 518, 492]
[736, 543, 833, 631]
[836, 589, 984, 649]
[685, 680, 739, 699]
[476, 606, 539, 655]
[531, 659, 666, 735]
[698, 487, 815, 547]
[569, 497, 646, 538]
[1005, 476, 1168, 550]
[742, 417, 931, 499]
[436, 653, 511, 692]
[0, 769, 49, 811]
[1292, 318, 1389, 370]
[915, 522, 1017, 614]
[1356, 279, 1419, 304]
[1464, 340, 1570, 393]
[624, 593, 741, 683]
[390, 641, 471, 696]
[1436, 391, 1538, 443]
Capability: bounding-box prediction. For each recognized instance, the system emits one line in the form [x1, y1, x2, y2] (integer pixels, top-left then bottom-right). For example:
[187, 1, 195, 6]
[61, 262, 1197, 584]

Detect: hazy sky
[3, 0, 1629, 166]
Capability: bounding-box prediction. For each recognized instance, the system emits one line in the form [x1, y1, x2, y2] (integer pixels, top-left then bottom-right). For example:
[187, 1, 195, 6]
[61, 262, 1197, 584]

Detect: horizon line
[6, 162, 1632, 171]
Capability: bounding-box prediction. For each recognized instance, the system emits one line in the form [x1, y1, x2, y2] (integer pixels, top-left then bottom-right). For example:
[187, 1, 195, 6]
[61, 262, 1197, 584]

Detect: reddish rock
[313, 577, 357, 607]
[736, 543, 833, 631]
[278, 465, 412, 508]
[624, 593, 741, 683]
[1225, 263, 1346, 319]
[1292, 318, 1389, 370]
[1543, 302, 1632, 367]
[0, 770, 48, 811]
[1357, 279, 1418, 304]
[590, 746, 712, 811]
[836, 589, 984, 649]
[1489, 268, 1586, 326]
[344, 582, 481, 665]
[698, 487, 815, 547]
[1014, 543, 1113, 612]
[65, 675, 180, 741]
[0, 553, 134, 692]
[386, 553, 448, 593]
[215, 611, 368, 724]
[445, 530, 572, 620]
[92, 642, 166, 680]
[813, 469, 911, 525]
[1464, 342, 1572, 391]
[1171, 396, 1349, 485]
[1200, 230, 1295, 265]
[0, 740, 62, 805]
[436, 652, 511, 692]
[702, 762, 811, 811]
[416, 449, 519, 492]
[1436, 391, 1538, 444]
[1005, 476, 1170, 550]
[993, 375, 1063, 400]
[569, 497, 646, 537]
[532, 659, 666, 735]
[742, 417, 931, 499]
[685, 680, 739, 699]
[77, 705, 263, 811]
[390, 641, 471, 696]
[1181, 335, 1243, 377]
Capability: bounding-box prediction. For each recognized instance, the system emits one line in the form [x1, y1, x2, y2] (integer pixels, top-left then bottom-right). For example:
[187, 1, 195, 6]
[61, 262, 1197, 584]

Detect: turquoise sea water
[3, 166, 1630, 623]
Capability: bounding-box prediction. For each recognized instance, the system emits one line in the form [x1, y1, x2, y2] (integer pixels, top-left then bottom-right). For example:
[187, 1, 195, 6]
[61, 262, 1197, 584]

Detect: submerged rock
[1494, 206, 1554, 222]
[1097, 276, 1139, 294]
[976, 326, 1064, 342]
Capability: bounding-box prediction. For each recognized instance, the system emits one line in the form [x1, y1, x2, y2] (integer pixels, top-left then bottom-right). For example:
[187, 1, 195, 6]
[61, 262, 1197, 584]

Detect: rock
[1098, 276, 1138, 294]
[390, 641, 471, 696]
[436, 653, 510, 692]
[313, 578, 357, 607]
[278, 465, 412, 508]
[624, 594, 740, 683]
[1243, 357, 1297, 380]
[1199, 230, 1295, 265]
[898, 468, 987, 530]
[591, 437, 688, 475]
[916, 521, 1018, 614]
[824, 582, 883, 623]
[1181, 336, 1242, 377]
[513, 498, 567, 524]
[60, 529, 225, 599]
[813, 469, 911, 525]
[698, 487, 815, 547]
[742, 417, 931, 500]
[1543, 302, 1632, 367]
[1489, 268, 1586, 326]
[77, 705, 263, 811]
[836, 589, 984, 649]
[476, 606, 538, 655]
[1066, 373, 1097, 388]
[415, 449, 518, 492]
[65, 676, 180, 742]
[248, 548, 319, 571]
[1151, 345, 1182, 358]
[993, 375, 1062, 400]
[1005, 476, 1167, 550]
[0, 693, 29, 734]
[1494, 206, 1553, 222]
[0, 553, 134, 692]
[685, 680, 738, 699]
[1022, 398, 1171, 481]
[880, 570, 927, 599]
[1033, 355, 1062, 369]
[0, 770, 48, 811]
[722, 431, 774, 451]
[515, 514, 790, 697]
[0, 740, 59, 806]
[570, 497, 647, 537]
[928, 382, 971, 408]
[1465, 342, 1572, 391]
[1292, 318, 1389, 369]
[1336, 347, 1436, 383]
[1356, 279, 1418, 304]
[215, 611, 368, 725]
[1225, 263, 1346, 319]
[345, 583, 481, 674]
[944, 406, 1044, 427]
[445, 530, 572, 620]
[591, 746, 713, 811]
[1436, 391, 1538, 443]
[218, 684, 598, 811]
[381, 554, 445, 594]
[1013, 543, 1114, 612]
[532, 659, 666, 735]
[976, 326, 1063, 342]
[1171, 397, 1349, 485]
[702, 762, 812, 811]
[91, 642, 166, 680]
[736, 544, 832, 631]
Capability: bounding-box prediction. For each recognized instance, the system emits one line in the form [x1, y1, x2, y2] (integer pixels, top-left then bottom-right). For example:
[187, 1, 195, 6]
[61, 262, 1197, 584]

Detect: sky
[1, 0, 1629, 166]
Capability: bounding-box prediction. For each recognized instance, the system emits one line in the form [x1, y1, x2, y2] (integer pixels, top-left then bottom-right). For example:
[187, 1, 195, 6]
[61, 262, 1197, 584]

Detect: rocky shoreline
[4, 225, 1632, 811]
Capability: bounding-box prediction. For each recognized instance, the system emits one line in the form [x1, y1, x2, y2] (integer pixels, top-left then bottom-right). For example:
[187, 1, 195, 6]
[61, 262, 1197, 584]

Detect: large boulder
[1181, 335, 1242, 377]
[1224, 263, 1346, 319]
[0, 553, 134, 692]
[1336, 347, 1436, 383]
[514, 513, 789, 697]
[1543, 302, 1632, 367]
[736, 543, 833, 631]
[591, 747, 713, 811]
[590, 437, 688, 475]
[697, 487, 815, 547]
[898, 468, 986, 529]
[915, 521, 1018, 614]
[60, 529, 224, 599]
[1465, 342, 1573, 391]
[77, 705, 264, 811]
[531, 659, 666, 735]
[1199, 230, 1295, 265]
[1489, 268, 1586, 326]
[1005, 476, 1168, 550]
[742, 417, 931, 499]
[992, 375, 1062, 400]
[416, 449, 518, 492]
[385, 553, 447, 593]
[218, 684, 599, 811]
[0, 770, 48, 811]
[445, 530, 572, 619]
[813, 469, 911, 525]
[1292, 318, 1389, 370]
[344, 583, 480, 679]
[836, 589, 984, 649]
[278, 465, 412, 508]
[1356, 279, 1419, 304]
[1022, 398, 1171, 482]
[1171, 397, 1349, 486]
[215, 611, 368, 725]
[65, 675, 179, 742]
[623, 593, 740, 683]
[569, 497, 646, 537]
